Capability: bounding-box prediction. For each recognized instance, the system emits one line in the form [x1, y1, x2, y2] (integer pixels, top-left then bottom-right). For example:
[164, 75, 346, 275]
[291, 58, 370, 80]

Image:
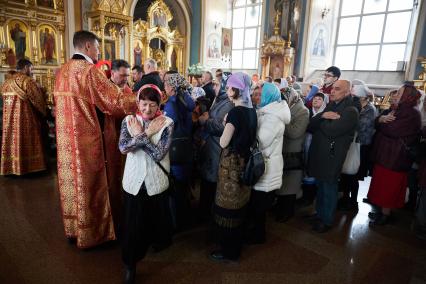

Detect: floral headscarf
[281, 87, 301, 108]
[191, 87, 206, 101]
[165, 73, 192, 93]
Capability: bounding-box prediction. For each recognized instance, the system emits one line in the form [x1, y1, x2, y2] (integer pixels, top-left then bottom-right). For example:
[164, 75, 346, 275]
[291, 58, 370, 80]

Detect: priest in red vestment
[54, 31, 136, 248]
[1, 59, 47, 175]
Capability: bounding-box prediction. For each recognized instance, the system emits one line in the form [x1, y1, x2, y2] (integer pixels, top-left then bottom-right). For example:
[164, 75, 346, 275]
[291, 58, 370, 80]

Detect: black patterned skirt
[213, 149, 251, 258]
[213, 149, 251, 226]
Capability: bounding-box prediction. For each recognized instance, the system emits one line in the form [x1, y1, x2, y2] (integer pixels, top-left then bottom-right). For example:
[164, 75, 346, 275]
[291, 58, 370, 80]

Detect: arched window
[333, 0, 418, 71]
[231, 0, 263, 70]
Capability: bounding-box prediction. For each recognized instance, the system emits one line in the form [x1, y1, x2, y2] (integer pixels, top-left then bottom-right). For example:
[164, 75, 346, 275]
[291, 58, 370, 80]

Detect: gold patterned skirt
[213, 149, 251, 229]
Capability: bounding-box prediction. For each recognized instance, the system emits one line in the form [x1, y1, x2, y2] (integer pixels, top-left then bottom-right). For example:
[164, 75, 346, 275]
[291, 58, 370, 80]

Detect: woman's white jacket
[254, 100, 291, 192]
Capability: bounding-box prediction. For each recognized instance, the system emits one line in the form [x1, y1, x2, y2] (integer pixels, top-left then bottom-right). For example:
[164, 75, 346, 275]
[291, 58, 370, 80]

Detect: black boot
[124, 265, 136, 284]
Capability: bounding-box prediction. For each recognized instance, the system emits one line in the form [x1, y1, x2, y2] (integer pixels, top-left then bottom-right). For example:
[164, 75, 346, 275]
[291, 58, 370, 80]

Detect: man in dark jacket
[308, 79, 359, 233]
[201, 71, 216, 107]
[132, 58, 163, 92]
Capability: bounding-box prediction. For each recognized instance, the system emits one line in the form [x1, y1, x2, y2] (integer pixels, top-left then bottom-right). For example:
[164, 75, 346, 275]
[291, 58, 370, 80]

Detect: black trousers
[247, 190, 275, 242]
[121, 186, 172, 267]
[170, 179, 192, 230]
[339, 174, 359, 203]
[199, 179, 217, 221]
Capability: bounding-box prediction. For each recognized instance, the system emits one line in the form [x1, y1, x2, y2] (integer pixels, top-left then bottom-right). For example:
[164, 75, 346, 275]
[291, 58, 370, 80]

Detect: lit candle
[32, 30, 36, 47]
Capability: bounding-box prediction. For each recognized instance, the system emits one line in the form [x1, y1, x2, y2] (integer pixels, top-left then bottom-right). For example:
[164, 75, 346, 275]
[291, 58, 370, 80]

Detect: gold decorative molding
[91, 0, 128, 15]
[260, 8, 295, 79]
[414, 56, 426, 91]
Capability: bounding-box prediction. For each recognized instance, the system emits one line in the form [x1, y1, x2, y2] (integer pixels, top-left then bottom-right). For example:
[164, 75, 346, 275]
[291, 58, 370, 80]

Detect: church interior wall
[200, 0, 229, 71]
[301, 0, 425, 88]
[189, 0, 201, 65]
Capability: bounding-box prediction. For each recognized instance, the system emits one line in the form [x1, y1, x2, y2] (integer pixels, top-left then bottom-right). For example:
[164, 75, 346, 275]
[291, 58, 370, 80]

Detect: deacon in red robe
[1, 59, 47, 175]
[54, 31, 136, 248]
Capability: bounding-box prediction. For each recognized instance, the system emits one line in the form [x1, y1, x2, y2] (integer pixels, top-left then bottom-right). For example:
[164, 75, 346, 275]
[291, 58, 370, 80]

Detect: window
[333, 0, 416, 71]
[231, 0, 263, 70]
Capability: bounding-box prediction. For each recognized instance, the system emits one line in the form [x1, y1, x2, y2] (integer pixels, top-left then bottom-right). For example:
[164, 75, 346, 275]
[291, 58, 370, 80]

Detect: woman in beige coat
[275, 88, 310, 222]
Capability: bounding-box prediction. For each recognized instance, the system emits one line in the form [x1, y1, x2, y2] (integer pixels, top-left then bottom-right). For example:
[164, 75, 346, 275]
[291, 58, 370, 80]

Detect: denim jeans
[315, 180, 339, 226]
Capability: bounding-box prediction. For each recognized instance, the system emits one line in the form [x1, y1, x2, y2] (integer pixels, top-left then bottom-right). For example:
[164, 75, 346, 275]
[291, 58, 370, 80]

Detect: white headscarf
[312, 93, 328, 116]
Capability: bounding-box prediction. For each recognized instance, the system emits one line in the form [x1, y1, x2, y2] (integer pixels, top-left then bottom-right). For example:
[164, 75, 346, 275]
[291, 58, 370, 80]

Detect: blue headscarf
[260, 82, 281, 108]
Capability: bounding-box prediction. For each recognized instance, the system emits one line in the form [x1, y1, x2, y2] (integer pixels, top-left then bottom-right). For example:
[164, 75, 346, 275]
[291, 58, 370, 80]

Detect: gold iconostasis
[0, 0, 65, 104]
[0, 0, 188, 104]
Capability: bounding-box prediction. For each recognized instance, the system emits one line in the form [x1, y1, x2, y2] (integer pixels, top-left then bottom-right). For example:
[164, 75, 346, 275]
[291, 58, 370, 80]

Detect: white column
[65, 0, 75, 58]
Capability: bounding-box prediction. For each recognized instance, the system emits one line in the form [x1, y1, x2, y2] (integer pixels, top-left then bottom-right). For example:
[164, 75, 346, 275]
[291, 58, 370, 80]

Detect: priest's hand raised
[145, 116, 167, 138]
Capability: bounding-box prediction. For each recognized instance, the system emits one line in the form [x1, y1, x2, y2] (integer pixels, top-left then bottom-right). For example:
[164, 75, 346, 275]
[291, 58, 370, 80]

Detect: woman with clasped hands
[118, 84, 174, 284]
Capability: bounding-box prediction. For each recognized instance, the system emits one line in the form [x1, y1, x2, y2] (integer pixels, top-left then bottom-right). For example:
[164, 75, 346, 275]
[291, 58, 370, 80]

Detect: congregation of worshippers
[1, 30, 426, 284]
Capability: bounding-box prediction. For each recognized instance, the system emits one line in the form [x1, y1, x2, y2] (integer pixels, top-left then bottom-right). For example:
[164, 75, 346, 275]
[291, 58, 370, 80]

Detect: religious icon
[207, 34, 221, 59]
[104, 40, 116, 60]
[133, 41, 142, 67]
[312, 29, 325, 57]
[40, 27, 57, 64]
[270, 56, 283, 79]
[9, 22, 27, 60]
[6, 48, 16, 66]
[37, 0, 54, 8]
[171, 49, 177, 71]
[153, 11, 167, 27]
[221, 28, 232, 57]
[311, 24, 327, 57]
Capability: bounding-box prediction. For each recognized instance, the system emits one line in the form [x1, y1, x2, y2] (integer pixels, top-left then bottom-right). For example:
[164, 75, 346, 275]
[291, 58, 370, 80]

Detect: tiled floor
[1, 170, 425, 284]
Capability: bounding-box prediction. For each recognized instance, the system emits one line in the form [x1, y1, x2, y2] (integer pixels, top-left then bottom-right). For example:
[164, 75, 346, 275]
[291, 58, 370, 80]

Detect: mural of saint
[224, 34, 230, 48]
[37, 0, 54, 8]
[312, 29, 325, 57]
[208, 38, 220, 59]
[10, 23, 26, 60]
[40, 27, 56, 64]
[134, 42, 142, 67]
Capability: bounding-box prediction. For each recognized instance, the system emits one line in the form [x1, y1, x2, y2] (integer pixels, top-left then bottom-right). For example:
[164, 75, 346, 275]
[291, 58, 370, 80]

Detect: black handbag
[241, 139, 265, 186]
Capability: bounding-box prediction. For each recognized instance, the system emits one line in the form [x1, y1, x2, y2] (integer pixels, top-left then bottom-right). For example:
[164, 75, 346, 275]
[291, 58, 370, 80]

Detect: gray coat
[308, 96, 359, 182]
[199, 92, 234, 182]
[278, 99, 309, 196]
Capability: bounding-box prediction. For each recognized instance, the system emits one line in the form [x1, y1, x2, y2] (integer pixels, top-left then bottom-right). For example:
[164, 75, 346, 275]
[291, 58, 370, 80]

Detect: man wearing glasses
[321, 66, 341, 95]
